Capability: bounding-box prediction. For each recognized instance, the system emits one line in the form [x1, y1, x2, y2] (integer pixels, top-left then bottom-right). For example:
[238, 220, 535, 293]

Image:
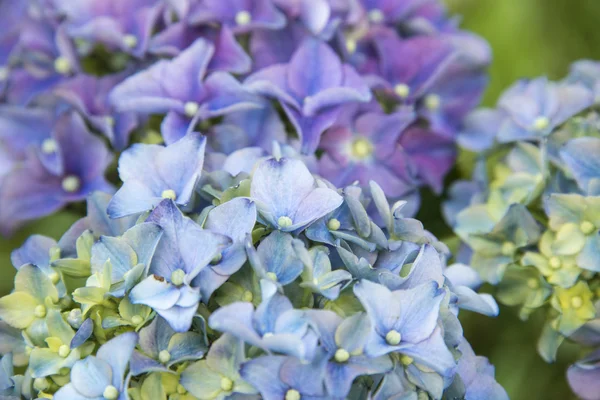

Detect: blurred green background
[2, 0, 600, 398]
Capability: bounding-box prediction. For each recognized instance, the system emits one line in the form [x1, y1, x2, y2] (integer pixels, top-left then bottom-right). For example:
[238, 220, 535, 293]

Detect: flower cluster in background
[0, 0, 490, 235]
[0, 143, 506, 399]
[445, 59, 600, 399]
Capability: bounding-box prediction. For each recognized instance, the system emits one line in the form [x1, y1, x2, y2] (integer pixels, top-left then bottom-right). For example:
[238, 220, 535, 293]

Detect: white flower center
[159, 350, 171, 363]
[161, 189, 177, 201]
[385, 330, 401, 345]
[123, 34, 138, 49]
[334, 348, 350, 363]
[235, 10, 252, 26]
[351, 137, 373, 160]
[220, 377, 234, 391]
[54, 57, 71, 75]
[394, 83, 410, 99]
[34, 305, 47, 318]
[424, 94, 441, 111]
[184, 101, 199, 118]
[41, 138, 58, 154]
[277, 215, 293, 228]
[571, 296, 583, 309]
[62, 175, 81, 193]
[170, 269, 186, 286]
[368, 9, 384, 23]
[58, 344, 70, 358]
[103, 385, 119, 400]
[286, 389, 301, 400]
[327, 218, 341, 231]
[532, 116, 549, 131]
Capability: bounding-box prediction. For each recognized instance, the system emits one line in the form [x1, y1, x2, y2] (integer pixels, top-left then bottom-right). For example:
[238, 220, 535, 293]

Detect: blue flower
[54, 332, 138, 400]
[107, 132, 207, 218]
[244, 38, 371, 153]
[209, 280, 317, 360]
[250, 157, 343, 232]
[497, 77, 593, 142]
[129, 200, 231, 331]
[353, 280, 455, 377]
[130, 316, 207, 376]
[110, 38, 260, 143]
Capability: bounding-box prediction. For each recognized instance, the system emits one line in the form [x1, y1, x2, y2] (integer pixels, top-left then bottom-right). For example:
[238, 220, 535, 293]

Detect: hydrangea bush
[0, 0, 508, 399]
[0, 150, 507, 399]
[445, 60, 600, 398]
[0, 0, 490, 234]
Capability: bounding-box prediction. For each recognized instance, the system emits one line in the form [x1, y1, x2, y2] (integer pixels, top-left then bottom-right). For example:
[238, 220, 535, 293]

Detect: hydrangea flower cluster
[445, 60, 600, 398]
[0, 0, 490, 235]
[0, 139, 507, 399]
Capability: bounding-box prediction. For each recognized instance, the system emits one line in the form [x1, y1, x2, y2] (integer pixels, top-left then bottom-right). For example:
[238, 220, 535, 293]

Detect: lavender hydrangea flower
[0, 112, 113, 235]
[129, 200, 231, 331]
[52, 0, 162, 58]
[110, 38, 260, 143]
[497, 77, 593, 142]
[194, 197, 257, 301]
[54, 332, 138, 400]
[318, 103, 416, 198]
[209, 280, 317, 360]
[188, 0, 286, 33]
[250, 157, 343, 232]
[130, 316, 207, 376]
[107, 132, 206, 218]
[54, 74, 139, 150]
[353, 280, 455, 377]
[244, 38, 371, 153]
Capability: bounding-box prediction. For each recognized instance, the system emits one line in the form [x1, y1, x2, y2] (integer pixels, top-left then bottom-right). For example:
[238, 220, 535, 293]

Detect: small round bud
[580, 220, 596, 235]
[184, 101, 199, 118]
[105, 116, 115, 127]
[571, 296, 583, 309]
[277, 215, 293, 228]
[161, 189, 177, 200]
[527, 278, 539, 289]
[34, 377, 50, 392]
[345, 39, 357, 54]
[62, 175, 81, 193]
[34, 305, 47, 318]
[235, 10, 252, 26]
[368, 8, 384, 23]
[103, 385, 119, 400]
[170, 269, 186, 286]
[54, 56, 71, 75]
[158, 350, 171, 364]
[49, 270, 60, 284]
[532, 116, 550, 131]
[327, 218, 341, 231]
[131, 315, 144, 325]
[242, 291, 253, 302]
[501, 241, 516, 257]
[549, 257, 561, 269]
[400, 354, 414, 366]
[351, 137, 373, 159]
[266, 272, 278, 282]
[394, 83, 410, 99]
[123, 34, 138, 49]
[58, 344, 70, 358]
[220, 377, 234, 391]
[424, 94, 441, 111]
[385, 330, 402, 345]
[286, 389, 301, 400]
[41, 138, 58, 154]
[334, 348, 350, 363]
